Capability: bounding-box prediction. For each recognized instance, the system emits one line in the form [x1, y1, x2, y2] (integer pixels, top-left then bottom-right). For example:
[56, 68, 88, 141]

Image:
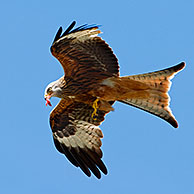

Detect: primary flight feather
[44, 21, 185, 179]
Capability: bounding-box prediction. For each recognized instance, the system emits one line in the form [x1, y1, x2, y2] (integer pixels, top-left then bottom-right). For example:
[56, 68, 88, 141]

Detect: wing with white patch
[50, 98, 110, 179]
[50, 21, 119, 95]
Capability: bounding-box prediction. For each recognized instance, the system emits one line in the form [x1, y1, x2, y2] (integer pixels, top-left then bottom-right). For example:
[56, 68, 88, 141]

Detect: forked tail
[119, 62, 185, 128]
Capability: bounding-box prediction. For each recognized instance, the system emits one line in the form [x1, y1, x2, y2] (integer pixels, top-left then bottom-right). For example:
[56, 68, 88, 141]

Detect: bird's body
[44, 21, 185, 179]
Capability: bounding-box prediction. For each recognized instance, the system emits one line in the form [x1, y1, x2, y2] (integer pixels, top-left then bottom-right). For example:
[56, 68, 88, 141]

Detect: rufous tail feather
[119, 62, 185, 128]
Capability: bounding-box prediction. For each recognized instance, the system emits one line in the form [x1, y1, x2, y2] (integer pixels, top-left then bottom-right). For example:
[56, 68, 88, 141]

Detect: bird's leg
[91, 98, 99, 120]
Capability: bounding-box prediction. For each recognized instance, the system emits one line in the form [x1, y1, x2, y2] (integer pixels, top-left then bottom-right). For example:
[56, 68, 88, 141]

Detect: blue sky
[1, 0, 194, 193]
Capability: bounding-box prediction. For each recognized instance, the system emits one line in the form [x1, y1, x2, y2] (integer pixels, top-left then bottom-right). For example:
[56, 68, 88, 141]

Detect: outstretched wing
[50, 98, 110, 179]
[50, 21, 119, 94]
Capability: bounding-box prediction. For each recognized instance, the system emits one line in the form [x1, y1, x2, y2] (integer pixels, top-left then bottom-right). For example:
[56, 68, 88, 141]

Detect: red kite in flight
[44, 21, 185, 179]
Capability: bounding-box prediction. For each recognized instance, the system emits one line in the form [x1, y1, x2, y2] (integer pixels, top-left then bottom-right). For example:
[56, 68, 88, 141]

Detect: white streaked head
[44, 77, 65, 105]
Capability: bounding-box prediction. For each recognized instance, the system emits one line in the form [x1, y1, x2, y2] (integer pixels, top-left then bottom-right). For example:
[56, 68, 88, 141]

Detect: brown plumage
[44, 21, 185, 179]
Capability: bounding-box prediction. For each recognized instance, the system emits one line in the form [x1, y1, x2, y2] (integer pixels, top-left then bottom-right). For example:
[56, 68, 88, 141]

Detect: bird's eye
[47, 87, 52, 93]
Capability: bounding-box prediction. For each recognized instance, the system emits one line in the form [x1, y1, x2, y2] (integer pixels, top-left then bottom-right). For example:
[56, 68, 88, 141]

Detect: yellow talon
[91, 98, 99, 120]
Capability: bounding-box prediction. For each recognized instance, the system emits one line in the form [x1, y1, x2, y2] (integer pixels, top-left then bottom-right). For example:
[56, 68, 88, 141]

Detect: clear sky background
[1, 0, 194, 194]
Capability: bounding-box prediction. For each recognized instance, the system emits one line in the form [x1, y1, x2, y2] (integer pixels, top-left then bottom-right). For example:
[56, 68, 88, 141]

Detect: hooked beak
[44, 94, 52, 106]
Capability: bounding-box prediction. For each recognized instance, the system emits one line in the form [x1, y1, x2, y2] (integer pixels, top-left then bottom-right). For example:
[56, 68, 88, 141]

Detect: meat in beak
[44, 95, 52, 106]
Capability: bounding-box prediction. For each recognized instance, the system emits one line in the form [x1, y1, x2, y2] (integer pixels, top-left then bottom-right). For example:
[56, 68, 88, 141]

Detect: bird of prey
[44, 21, 185, 179]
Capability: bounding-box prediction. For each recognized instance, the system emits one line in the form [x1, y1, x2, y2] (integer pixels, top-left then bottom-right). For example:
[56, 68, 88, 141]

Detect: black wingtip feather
[61, 21, 76, 37]
[86, 148, 108, 175]
[79, 149, 101, 179]
[53, 26, 63, 43]
[52, 21, 100, 45]
[53, 138, 79, 167]
[70, 148, 91, 177]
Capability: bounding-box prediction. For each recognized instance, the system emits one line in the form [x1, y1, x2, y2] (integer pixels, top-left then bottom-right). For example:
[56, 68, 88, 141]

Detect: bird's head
[44, 77, 64, 106]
